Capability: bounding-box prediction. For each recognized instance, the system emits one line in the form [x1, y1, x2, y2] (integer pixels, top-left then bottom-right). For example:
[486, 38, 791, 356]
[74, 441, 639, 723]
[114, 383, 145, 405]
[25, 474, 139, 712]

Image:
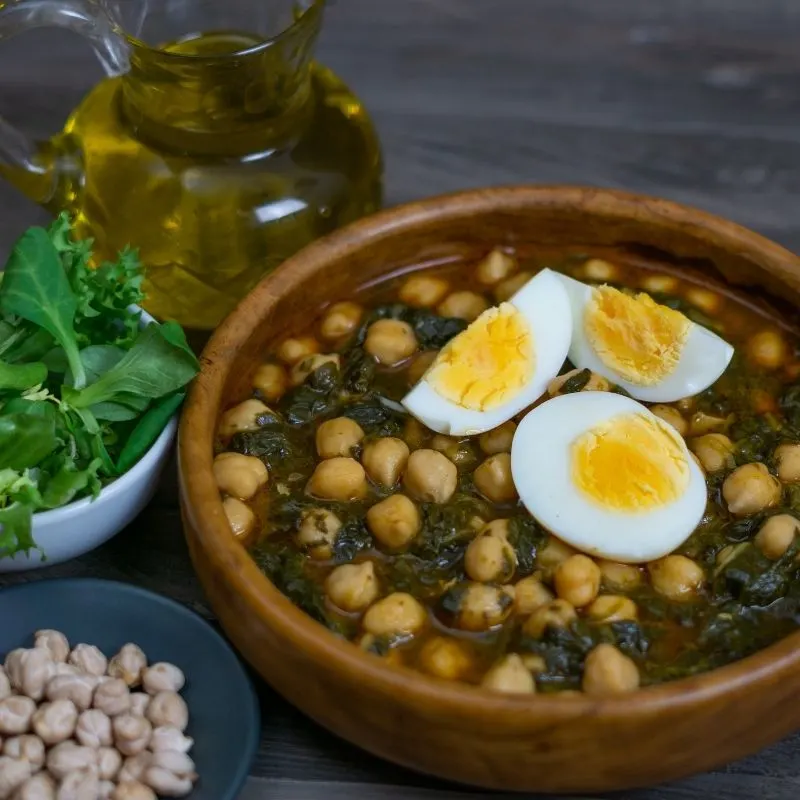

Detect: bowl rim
[179, 184, 800, 722]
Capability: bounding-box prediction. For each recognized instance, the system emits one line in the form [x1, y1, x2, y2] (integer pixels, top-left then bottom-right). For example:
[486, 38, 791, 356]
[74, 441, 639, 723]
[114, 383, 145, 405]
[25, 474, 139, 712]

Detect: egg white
[511, 392, 707, 563]
[556, 273, 734, 403]
[402, 269, 572, 435]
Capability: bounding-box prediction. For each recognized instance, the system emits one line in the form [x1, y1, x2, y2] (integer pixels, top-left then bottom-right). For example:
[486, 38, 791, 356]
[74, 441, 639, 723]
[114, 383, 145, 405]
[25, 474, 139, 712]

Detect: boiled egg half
[556, 274, 734, 402]
[402, 269, 571, 435]
[511, 392, 707, 563]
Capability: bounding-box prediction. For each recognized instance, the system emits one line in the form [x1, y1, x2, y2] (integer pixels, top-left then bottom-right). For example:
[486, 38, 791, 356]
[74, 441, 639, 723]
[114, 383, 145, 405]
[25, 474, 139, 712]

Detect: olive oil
[40, 30, 383, 331]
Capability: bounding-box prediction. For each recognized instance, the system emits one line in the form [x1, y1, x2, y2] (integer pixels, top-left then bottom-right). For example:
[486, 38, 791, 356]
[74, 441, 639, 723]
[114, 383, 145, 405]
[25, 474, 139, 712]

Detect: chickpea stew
[214, 250, 800, 697]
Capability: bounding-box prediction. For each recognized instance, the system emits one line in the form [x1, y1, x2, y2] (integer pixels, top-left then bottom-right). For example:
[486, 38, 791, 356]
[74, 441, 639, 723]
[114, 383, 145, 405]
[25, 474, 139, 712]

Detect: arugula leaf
[0, 227, 86, 388]
[0, 502, 37, 560]
[41, 458, 102, 508]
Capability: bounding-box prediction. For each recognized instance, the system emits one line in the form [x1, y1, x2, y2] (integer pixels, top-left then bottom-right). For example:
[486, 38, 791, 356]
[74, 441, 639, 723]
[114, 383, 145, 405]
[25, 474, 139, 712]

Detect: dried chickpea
[398, 275, 450, 308]
[366, 494, 420, 549]
[315, 417, 365, 459]
[325, 562, 380, 613]
[722, 462, 781, 516]
[513, 576, 553, 616]
[481, 654, 535, 694]
[478, 421, 516, 455]
[276, 336, 319, 365]
[296, 508, 342, 559]
[362, 593, 427, 637]
[755, 514, 799, 560]
[407, 350, 438, 385]
[475, 249, 517, 285]
[222, 497, 256, 540]
[218, 399, 270, 438]
[436, 291, 488, 321]
[597, 560, 643, 591]
[418, 637, 472, 680]
[473, 453, 518, 504]
[547, 369, 610, 397]
[464, 525, 516, 583]
[361, 437, 410, 488]
[689, 433, 735, 473]
[455, 584, 514, 632]
[747, 329, 788, 370]
[306, 457, 368, 501]
[494, 271, 531, 302]
[320, 301, 362, 340]
[582, 643, 640, 695]
[649, 555, 704, 601]
[586, 595, 638, 622]
[0, 755, 32, 798]
[649, 405, 688, 436]
[523, 600, 577, 638]
[35, 631, 69, 664]
[774, 442, 800, 482]
[403, 449, 457, 503]
[554, 555, 601, 608]
[213, 452, 268, 501]
[252, 363, 288, 402]
[364, 320, 417, 365]
[582, 258, 619, 282]
[290, 353, 340, 386]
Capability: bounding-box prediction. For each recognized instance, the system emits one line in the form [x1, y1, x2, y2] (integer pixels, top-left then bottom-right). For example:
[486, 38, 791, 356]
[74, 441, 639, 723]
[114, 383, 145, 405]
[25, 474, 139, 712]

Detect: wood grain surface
[2, 0, 800, 797]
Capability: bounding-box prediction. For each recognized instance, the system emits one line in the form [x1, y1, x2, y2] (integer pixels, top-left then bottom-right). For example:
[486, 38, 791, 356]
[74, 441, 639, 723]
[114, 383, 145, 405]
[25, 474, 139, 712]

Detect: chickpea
[494, 271, 532, 302]
[398, 275, 450, 308]
[481, 654, 535, 694]
[513, 576, 554, 616]
[477, 421, 516, 456]
[307, 457, 367, 501]
[473, 454, 517, 504]
[252, 363, 288, 402]
[747, 329, 788, 370]
[437, 291, 488, 322]
[113, 782, 156, 800]
[689, 433, 735, 473]
[222, 497, 256, 541]
[3, 735, 44, 769]
[0, 755, 32, 799]
[597, 560, 643, 592]
[586, 595, 638, 623]
[536, 536, 577, 577]
[688, 411, 731, 437]
[456, 584, 514, 632]
[402, 417, 429, 450]
[649, 405, 688, 437]
[554, 555, 601, 608]
[0, 669, 8, 703]
[296, 508, 342, 559]
[362, 593, 427, 637]
[649, 555, 705, 601]
[316, 417, 365, 459]
[475, 249, 517, 285]
[464, 528, 516, 583]
[521, 654, 547, 674]
[31, 700, 77, 745]
[582, 258, 619, 282]
[751, 389, 778, 415]
[361, 437, 409, 488]
[218, 399, 270, 439]
[13, 649, 54, 702]
[0, 697, 35, 735]
[774, 442, 800, 482]
[403, 449, 457, 504]
[46, 675, 97, 712]
[640, 274, 678, 294]
[213, 452, 268, 501]
[107, 645, 147, 689]
[320, 301, 363, 341]
[685, 287, 721, 314]
[149, 726, 193, 754]
[407, 350, 438, 385]
[364, 320, 418, 366]
[418, 637, 472, 680]
[93, 679, 131, 718]
[144, 766, 194, 798]
[755, 514, 799, 560]
[523, 600, 577, 638]
[112, 714, 152, 757]
[34, 631, 70, 664]
[45, 741, 96, 781]
[547, 368, 610, 397]
[129, 693, 150, 718]
[141, 664, 185, 696]
[117, 752, 152, 784]
[75, 709, 112, 748]
[722, 462, 781, 516]
[366, 494, 420, 549]
[276, 336, 319, 365]
[145, 693, 188, 732]
[290, 353, 340, 386]
[325, 562, 380, 613]
[582, 643, 640, 695]
[15, 773, 57, 800]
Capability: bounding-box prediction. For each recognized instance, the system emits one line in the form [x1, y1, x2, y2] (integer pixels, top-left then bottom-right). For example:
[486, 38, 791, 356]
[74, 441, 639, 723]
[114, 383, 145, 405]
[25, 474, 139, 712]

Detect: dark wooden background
[2, 1, 800, 797]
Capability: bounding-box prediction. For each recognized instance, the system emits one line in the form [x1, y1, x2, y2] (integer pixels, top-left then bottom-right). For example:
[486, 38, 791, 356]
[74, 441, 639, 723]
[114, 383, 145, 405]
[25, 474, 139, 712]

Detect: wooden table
[2, 1, 800, 797]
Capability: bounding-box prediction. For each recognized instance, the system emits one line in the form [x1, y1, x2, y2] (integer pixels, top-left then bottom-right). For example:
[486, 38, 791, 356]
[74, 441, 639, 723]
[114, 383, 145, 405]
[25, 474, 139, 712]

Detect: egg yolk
[426, 303, 533, 410]
[571, 412, 690, 512]
[585, 286, 690, 386]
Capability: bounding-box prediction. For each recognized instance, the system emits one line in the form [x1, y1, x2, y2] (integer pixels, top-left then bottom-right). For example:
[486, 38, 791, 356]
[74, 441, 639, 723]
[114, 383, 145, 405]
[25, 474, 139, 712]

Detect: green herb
[560, 368, 591, 394]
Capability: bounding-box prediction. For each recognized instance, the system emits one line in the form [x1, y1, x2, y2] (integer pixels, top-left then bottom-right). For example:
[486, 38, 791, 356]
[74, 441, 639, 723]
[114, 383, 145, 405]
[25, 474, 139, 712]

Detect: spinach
[560, 368, 591, 394]
[364, 303, 467, 349]
[281, 363, 342, 426]
[507, 515, 547, 575]
[342, 395, 405, 437]
[331, 519, 372, 563]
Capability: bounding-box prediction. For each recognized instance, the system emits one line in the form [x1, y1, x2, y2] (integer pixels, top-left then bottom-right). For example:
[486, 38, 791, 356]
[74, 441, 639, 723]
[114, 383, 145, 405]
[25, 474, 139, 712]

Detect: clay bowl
[178, 186, 800, 793]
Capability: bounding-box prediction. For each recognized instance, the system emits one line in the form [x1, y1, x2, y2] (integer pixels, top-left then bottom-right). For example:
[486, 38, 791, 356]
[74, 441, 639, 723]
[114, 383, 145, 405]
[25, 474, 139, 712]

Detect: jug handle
[0, 0, 129, 205]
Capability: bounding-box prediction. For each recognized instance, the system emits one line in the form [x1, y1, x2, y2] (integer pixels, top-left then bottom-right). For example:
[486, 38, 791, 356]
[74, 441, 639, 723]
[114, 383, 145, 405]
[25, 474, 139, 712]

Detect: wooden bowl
[178, 186, 800, 793]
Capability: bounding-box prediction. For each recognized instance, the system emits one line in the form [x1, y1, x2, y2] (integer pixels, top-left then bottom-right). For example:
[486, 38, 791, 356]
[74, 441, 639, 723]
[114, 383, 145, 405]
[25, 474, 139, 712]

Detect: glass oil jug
[0, 0, 383, 332]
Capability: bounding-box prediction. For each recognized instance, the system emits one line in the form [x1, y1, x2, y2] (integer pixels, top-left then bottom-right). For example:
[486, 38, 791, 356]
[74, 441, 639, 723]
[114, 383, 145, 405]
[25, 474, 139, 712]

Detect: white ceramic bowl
[0, 310, 179, 573]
